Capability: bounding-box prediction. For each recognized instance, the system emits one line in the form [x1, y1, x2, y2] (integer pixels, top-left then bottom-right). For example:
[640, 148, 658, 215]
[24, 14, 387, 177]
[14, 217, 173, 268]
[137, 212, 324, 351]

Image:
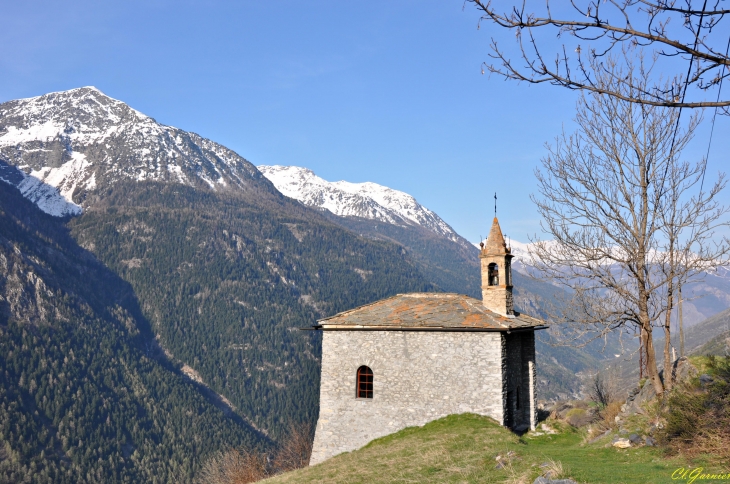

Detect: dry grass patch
[601, 401, 623, 427]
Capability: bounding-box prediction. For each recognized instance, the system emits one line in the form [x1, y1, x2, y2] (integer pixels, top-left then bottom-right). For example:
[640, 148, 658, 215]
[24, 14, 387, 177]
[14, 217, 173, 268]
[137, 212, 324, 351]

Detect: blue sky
[2, 1, 728, 243]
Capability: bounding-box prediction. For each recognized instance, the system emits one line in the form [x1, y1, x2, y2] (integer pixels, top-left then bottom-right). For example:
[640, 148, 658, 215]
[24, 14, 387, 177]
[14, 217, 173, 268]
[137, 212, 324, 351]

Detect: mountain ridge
[0, 86, 271, 216]
[258, 165, 471, 250]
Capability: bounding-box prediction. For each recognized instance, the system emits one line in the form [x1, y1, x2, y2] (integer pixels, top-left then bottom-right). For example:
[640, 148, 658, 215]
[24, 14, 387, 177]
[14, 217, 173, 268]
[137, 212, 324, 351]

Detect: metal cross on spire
[494, 193, 497, 218]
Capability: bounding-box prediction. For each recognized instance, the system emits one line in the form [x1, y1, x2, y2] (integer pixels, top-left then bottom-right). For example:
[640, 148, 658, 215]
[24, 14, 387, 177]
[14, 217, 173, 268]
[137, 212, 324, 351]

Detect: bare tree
[528, 57, 729, 395]
[655, 155, 729, 390]
[467, 0, 730, 111]
[589, 370, 618, 406]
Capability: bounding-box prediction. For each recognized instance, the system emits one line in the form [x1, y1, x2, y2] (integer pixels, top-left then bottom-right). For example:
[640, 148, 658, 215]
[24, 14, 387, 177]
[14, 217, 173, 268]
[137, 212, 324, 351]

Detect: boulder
[645, 436, 657, 447]
[588, 429, 612, 444]
[612, 438, 632, 449]
[621, 359, 699, 417]
[555, 403, 574, 419]
[699, 374, 714, 385]
[623, 379, 657, 415]
[654, 357, 699, 387]
[629, 433, 642, 445]
[565, 408, 593, 427]
[672, 357, 699, 383]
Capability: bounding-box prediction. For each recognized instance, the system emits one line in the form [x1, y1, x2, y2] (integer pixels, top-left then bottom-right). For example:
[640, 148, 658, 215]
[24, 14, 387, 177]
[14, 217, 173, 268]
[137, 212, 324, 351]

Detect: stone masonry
[310, 330, 505, 465]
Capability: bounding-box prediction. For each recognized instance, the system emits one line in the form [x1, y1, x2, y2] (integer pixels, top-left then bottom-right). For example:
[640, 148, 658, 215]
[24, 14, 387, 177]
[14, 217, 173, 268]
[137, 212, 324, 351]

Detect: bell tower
[479, 217, 514, 315]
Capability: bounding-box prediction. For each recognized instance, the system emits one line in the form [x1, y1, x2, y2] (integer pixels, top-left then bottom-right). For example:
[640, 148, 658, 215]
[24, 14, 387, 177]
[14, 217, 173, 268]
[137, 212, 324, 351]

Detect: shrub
[197, 447, 268, 484]
[601, 401, 623, 428]
[659, 356, 730, 462]
[272, 423, 314, 473]
[197, 422, 314, 483]
[589, 372, 617, 407]
[565, 408, 592, 427]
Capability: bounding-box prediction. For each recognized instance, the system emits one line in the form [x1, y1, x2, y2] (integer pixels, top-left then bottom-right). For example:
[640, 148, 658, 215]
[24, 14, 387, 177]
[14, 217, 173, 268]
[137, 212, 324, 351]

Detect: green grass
[263, 414, 726, 484]
[687, 355, 726, 376]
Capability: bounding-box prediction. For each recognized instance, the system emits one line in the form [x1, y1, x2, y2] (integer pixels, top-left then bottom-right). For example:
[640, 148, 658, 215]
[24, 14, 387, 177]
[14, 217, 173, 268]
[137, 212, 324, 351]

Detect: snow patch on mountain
[17, 151, 96, 217]
[258, 165, 462, 242]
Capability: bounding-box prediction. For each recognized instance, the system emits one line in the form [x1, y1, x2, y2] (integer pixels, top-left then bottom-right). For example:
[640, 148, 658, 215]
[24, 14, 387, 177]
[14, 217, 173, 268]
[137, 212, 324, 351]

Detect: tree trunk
[679, 284, 685, 357]
[663, 286, 674, 392]
[639, 293, 664, 395]
[664, 276, 674, 391]
[644, 325, 664, 395]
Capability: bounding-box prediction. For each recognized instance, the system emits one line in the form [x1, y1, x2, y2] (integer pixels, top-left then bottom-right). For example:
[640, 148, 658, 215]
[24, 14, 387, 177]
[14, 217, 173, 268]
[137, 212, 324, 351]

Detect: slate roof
[314, 293, 546, 331]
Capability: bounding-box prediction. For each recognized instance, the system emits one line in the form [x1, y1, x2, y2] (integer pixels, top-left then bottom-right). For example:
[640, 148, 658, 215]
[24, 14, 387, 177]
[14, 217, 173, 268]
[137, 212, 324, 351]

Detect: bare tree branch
[468, 0, 730, 110]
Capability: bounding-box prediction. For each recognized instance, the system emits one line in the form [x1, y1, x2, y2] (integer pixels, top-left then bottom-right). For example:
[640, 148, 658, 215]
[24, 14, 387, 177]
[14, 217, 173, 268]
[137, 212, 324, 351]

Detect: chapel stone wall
[310, 330, 505, 465]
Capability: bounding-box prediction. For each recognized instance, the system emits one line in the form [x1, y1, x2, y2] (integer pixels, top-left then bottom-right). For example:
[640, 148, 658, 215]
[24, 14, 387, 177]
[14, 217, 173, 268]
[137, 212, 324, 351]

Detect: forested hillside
[0, 185, 265, 483]
[68, 181, 435, 441]
[324, 213, 481, 296]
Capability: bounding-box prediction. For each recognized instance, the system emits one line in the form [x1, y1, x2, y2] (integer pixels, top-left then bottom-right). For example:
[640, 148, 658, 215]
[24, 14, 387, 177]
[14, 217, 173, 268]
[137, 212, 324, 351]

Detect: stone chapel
[308, 217, 547, 465]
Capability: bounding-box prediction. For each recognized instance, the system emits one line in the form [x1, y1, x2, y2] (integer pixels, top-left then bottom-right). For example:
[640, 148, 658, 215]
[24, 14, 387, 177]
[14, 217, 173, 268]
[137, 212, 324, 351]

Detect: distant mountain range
[484, 237, 730, 329]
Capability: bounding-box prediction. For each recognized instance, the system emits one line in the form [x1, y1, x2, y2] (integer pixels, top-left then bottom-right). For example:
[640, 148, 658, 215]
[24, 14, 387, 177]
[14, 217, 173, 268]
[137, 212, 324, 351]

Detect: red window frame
[356, 366, 373, 399]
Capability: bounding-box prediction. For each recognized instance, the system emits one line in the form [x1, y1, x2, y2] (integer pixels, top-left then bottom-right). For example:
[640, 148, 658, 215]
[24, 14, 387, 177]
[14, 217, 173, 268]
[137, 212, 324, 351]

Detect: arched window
[356, 366, 373, 399]
[488, 263, 499, 286]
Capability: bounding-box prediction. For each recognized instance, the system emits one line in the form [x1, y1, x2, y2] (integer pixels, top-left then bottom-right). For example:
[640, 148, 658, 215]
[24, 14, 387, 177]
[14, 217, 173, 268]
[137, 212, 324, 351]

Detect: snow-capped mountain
[0, 87, 264, 216]
[258, 165, 463, 243]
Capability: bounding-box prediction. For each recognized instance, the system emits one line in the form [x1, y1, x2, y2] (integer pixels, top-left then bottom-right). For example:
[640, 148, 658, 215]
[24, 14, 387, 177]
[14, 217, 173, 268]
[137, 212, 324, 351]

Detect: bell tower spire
[479, 217, 514, 315]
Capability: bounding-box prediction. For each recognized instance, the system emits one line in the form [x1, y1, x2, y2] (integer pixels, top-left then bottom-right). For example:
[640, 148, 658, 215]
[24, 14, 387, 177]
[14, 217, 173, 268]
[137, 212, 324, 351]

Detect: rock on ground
[533, 477, 579, 484]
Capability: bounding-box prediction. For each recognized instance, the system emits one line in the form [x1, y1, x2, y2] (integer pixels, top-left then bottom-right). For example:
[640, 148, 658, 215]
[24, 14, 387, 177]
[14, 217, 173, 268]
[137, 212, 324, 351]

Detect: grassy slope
[264, 414, 715, 484]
